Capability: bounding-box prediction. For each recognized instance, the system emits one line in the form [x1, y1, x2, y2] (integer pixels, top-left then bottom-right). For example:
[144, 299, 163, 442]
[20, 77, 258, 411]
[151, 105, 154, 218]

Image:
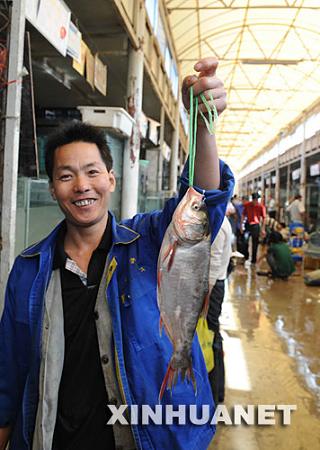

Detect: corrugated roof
[165, 0, 320, 170]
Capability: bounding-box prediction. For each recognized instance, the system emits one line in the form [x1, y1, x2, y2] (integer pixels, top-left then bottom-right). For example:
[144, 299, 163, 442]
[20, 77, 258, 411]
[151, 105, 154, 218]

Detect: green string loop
[188, 88, 218, 187]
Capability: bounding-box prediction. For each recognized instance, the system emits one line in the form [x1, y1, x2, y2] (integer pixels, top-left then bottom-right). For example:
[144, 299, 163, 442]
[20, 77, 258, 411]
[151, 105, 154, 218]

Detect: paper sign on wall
[67, 22, 82, 63]
[94, 55, 107, 96]
[29, 0, 71, 56]
[86, 49, 95, 89]
[72, 40, 88, 76]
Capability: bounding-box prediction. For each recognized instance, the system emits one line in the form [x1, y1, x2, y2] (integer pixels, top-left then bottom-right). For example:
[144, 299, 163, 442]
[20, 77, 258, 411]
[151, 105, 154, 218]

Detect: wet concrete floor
[209, 264, 320, 450]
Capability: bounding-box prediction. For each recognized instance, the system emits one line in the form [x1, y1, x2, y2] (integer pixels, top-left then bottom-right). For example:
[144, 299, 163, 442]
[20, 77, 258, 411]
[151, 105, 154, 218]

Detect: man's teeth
[74, 199, 95, 207]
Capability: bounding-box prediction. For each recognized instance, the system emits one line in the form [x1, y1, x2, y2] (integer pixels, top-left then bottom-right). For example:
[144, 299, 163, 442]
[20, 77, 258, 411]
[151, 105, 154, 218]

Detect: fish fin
[161, 239, 178, 271]
[200, 292, 210, 318]
[186, 365, 197, 396]
[157, 269, 162, 289]
[159, 362, 176, 403]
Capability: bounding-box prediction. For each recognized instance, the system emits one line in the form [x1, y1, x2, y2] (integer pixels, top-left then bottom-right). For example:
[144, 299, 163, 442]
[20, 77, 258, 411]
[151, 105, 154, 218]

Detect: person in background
[233, 196, 246, 256]
[207, 216, 233, 404]
[256, 231, 295, 280]
[286, 194, 305, 224]
[279, 222, 290, 242]
[241, 192, 266, 265]
[267, 194, 277, 219]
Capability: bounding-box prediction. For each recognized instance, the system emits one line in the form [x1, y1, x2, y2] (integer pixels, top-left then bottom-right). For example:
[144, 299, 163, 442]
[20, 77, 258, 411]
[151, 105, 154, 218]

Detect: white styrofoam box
[77, 106, 135, 138]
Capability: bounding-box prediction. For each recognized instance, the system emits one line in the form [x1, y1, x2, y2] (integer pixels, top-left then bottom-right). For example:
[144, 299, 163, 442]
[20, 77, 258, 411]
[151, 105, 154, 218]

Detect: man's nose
[73, 175, 90, 193]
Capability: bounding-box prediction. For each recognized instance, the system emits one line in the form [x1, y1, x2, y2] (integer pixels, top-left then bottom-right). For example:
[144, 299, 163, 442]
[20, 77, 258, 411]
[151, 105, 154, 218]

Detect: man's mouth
[73, 199, 96, 207]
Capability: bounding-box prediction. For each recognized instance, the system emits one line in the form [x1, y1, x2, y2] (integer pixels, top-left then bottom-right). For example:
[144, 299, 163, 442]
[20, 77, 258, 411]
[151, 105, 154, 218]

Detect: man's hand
[181, 57, 227, 190]
[0, 426, 11, 450]
[181, 57, 227, 117]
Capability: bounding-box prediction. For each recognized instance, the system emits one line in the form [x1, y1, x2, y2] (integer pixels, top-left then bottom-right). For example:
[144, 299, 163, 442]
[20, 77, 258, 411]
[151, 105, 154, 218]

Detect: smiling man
[0, 58, 234, 450]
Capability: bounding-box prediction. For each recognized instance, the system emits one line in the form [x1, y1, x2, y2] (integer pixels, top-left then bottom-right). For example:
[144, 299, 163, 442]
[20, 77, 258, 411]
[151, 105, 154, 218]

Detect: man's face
[50, 141, 116, 228]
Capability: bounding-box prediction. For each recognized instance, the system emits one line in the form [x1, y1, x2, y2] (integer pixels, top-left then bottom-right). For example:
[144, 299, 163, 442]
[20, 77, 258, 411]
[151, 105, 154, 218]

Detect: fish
[157, 186, 211, 401]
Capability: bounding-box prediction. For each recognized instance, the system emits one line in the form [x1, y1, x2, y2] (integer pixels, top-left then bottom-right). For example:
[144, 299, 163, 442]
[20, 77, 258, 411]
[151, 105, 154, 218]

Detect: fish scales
[157, 187, 211, 401]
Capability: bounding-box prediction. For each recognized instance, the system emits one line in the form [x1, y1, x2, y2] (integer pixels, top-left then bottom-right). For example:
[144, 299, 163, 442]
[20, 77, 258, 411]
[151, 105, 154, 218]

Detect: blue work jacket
[0, 161, 234, 449]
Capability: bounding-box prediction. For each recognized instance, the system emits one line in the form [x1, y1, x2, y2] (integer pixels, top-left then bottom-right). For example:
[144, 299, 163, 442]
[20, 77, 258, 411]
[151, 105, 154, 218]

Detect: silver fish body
[157, 186, 211, 400]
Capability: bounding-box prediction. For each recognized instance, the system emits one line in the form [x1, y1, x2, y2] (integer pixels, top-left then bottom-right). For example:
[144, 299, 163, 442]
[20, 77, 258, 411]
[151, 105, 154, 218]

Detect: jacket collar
[20, 211, 140, 258]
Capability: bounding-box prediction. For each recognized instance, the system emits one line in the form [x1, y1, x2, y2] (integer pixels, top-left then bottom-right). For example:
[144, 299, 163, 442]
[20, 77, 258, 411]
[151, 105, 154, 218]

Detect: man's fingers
[182, 75, 198, 92]
[194, 57, 219, 76]
[182, 75, 198, 109]
[191, 76, 222, 97]
[198, 88, 226, 102]
[198, 98, 227, 115]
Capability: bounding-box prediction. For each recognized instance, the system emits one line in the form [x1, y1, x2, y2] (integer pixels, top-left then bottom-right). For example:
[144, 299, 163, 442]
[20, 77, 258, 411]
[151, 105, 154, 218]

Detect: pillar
[275, 141, 280, 218]
[0, 0, 26, 305]
[157, 106, 165, 192]
[169, 92, 180, 194]
[300, 121, 306, 205]
[121, 1, 145, 219]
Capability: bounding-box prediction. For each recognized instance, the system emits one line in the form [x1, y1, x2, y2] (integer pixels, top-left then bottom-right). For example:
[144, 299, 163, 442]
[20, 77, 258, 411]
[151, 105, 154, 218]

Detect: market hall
[0, 1, 320, 449]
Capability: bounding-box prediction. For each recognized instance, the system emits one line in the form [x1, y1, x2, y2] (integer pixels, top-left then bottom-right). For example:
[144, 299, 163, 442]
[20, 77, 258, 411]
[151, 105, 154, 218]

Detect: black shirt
[52, 218, 115, 450]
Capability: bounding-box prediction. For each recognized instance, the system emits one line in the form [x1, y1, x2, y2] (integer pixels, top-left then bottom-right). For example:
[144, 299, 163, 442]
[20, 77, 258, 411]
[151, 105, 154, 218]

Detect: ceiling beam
[168, 6, 320, 11]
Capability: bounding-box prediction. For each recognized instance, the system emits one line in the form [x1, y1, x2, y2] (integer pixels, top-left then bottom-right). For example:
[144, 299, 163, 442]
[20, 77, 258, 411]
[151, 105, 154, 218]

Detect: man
[207, 217, 232, 404]
[0, 57, 234, 450]
[286, 194, 305, 224]
[241, 192, 266, 265]
[257, 231, 295, 280]
[267, 195, 276, 219]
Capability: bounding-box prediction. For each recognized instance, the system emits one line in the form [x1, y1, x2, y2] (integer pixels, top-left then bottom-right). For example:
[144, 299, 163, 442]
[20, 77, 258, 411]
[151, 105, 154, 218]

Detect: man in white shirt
[207, 217, 232, 404]
[267, 195, 276, 219]
[286, 194, 305, 224]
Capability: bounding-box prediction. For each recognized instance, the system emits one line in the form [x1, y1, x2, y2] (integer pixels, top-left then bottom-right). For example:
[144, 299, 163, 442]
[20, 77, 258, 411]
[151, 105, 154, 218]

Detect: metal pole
[157, 106, 165, 192]
[169, 92, 180, 194]
[275, 141, 280, 218]
[0, 0, 26, 303]
[286, 164, 291, 201]
[121, 1, 145, 219]
[300, 121, 306, 205]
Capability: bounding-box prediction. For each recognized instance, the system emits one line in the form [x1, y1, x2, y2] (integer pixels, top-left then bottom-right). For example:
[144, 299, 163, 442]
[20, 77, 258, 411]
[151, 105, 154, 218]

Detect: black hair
[45, 121, 113, 181]
[268, 231, 283, 244]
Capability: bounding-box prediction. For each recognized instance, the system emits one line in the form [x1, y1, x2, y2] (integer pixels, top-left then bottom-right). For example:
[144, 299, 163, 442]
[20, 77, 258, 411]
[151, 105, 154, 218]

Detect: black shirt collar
[52, 214, 112, 270]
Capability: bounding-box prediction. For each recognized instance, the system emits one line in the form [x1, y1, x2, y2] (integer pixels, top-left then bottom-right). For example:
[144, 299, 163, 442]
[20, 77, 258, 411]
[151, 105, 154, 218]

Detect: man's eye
[88, 170, 99, 176]
[59, 174, 72, 181]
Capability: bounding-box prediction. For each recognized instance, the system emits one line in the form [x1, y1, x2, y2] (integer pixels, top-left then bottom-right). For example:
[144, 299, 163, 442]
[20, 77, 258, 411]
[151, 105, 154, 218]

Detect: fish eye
[192, 203, 200, 211]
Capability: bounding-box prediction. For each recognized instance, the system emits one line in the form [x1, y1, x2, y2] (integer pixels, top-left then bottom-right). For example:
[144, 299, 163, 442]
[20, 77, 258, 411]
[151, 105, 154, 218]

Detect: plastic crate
[77, 106, 135, 138]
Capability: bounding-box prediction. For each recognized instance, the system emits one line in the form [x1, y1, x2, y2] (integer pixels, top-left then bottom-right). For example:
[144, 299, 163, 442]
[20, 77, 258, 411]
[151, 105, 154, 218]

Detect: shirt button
[101, 354, 109, 365]
[109, 397, 117, 405]
[93, 310, 99, 320]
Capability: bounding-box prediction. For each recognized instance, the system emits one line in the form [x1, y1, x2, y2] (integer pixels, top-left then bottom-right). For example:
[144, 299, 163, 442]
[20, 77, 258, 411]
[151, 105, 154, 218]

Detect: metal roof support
[121, 1, 145, 219]
[286, 164, 291, 204]
[0, 0, 26, 303]
[299, 121, 306, 206]
[275, 142, 280, 219]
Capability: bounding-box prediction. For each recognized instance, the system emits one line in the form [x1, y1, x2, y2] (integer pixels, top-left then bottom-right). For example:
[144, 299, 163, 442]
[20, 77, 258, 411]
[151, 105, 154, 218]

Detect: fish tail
[186, 364, 197, 396]
[158, 362, 177, 403]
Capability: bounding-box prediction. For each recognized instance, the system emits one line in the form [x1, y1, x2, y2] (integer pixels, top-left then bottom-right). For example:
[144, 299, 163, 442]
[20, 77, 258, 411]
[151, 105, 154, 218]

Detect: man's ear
[49, 183, 56, 200]
[109, 169, 116, 192]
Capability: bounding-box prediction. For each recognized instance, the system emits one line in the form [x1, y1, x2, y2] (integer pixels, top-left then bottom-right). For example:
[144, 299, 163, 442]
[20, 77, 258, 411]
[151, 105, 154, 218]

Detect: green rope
[188, 88, 219, 187]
